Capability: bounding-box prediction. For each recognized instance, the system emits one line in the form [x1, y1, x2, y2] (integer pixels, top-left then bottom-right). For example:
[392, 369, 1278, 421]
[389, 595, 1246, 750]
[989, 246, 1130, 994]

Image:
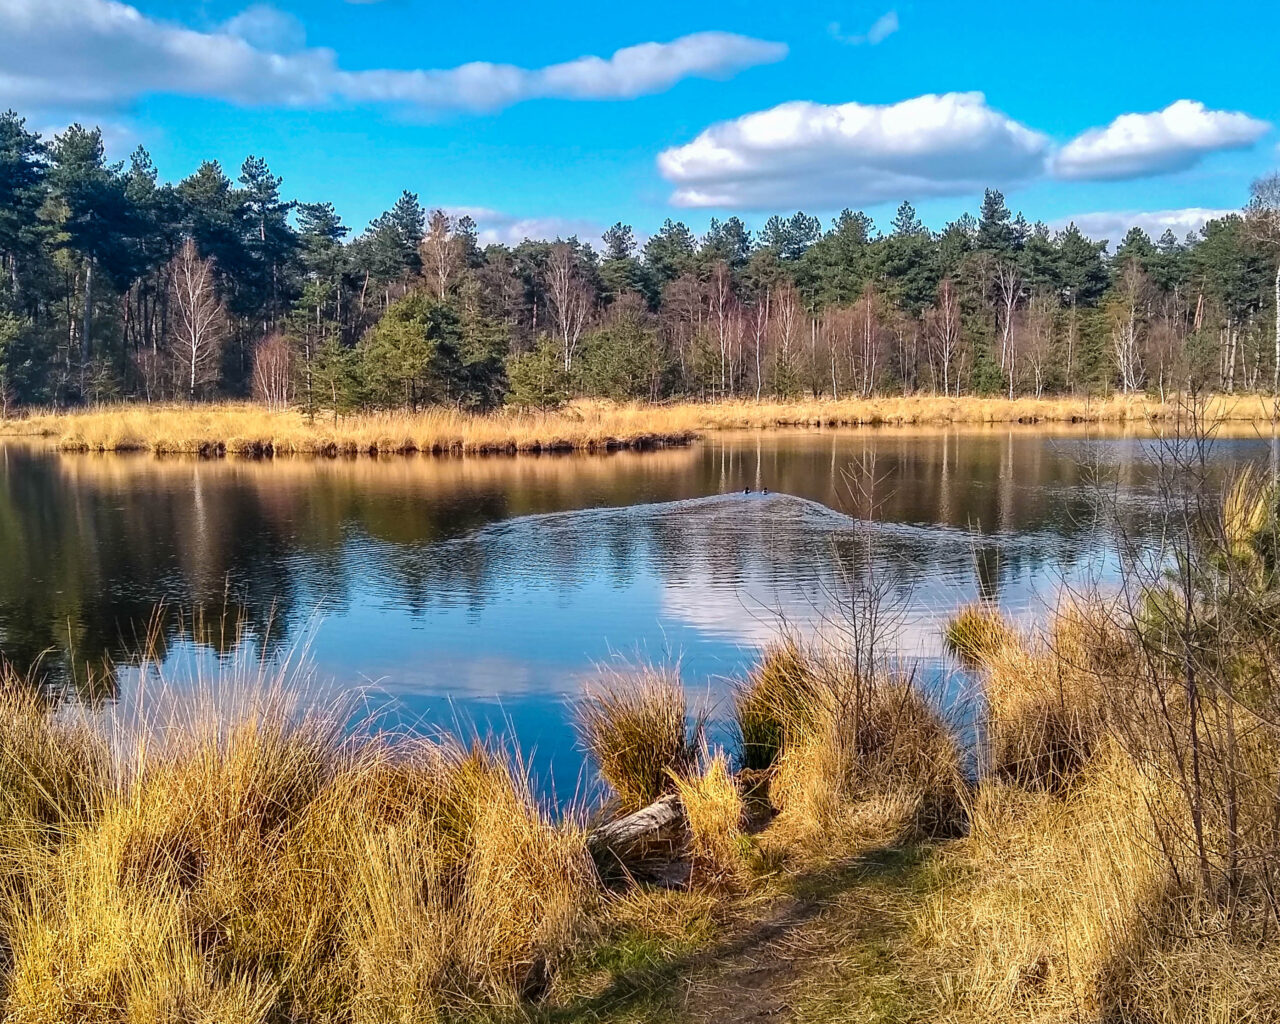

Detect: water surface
[2, 426, 1275, 787]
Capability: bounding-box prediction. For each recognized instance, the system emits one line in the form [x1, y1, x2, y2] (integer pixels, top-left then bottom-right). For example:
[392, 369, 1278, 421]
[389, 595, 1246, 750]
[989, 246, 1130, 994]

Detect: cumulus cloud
[0, 0, 786, 114]
[659, 92, 1271, 210]
[220, 4, 306, 53]
[1056, 208, 1238, 245]
[829, 10, 899, 45]
[447, 207, 604, 247]
[657, 91, 1050, 208]
[1053, 100, 1270, 181]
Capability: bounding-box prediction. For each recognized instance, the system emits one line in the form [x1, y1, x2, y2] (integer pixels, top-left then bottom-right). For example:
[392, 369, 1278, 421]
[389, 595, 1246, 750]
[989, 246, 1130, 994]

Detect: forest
[2, 108, 1278, 416]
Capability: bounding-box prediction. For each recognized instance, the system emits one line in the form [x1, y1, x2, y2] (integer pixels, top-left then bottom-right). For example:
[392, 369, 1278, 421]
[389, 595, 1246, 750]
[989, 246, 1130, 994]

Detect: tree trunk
[81, 257, 94, 392]
[1273, 262, 1279, 394]
[587, 794, 688, 883]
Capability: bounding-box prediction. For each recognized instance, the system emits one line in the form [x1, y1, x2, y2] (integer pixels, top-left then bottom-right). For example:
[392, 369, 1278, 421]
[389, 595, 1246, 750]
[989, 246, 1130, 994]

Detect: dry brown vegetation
[2, 393, 1276, 458]
[0, 671, 596, 1023]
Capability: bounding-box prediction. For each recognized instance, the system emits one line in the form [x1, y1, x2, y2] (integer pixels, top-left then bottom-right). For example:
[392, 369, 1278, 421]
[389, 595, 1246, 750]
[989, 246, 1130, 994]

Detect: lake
[2, 426, 1276, 792]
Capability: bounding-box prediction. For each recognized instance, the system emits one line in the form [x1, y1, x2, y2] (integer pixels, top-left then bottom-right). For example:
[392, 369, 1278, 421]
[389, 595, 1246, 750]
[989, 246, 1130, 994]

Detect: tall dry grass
[735, 639, 967, 851]
[946, 602, 1114, 789]
[3, 393, 1273, 458]
[0, 663, 595, 1023]
[4, 401, 701, 457]
[574, 668, 700, 812]
[670, 753, 747, 889]
[917, 750, 1172, 1023]
[926, 578, 1280, 1024]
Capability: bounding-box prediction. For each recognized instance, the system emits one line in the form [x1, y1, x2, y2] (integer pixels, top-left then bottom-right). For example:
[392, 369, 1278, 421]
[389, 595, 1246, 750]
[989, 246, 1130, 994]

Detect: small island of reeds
[3, 393, 1277, 458]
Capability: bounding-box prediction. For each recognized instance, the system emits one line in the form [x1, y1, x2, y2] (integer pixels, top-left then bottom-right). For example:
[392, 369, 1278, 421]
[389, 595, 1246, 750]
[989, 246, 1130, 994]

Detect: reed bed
[2, 393, 1274, 459]
[3, 402, 702, 457]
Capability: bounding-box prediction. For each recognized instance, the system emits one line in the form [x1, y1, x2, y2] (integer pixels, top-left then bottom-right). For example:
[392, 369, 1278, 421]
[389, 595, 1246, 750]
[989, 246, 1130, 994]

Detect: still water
[2, 427, 1276, 788]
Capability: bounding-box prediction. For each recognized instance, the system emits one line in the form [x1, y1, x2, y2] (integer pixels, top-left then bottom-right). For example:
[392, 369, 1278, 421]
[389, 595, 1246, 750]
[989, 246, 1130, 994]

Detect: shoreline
[1, 393, 1277, 458]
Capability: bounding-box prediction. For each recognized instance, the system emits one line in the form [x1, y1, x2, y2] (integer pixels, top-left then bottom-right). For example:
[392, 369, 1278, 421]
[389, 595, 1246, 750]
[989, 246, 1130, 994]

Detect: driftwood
[587, 793, 689, 885]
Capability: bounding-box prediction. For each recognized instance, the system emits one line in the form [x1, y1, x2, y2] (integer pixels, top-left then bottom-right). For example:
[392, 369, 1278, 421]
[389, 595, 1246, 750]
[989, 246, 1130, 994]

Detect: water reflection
[1, 426, 1276, 778]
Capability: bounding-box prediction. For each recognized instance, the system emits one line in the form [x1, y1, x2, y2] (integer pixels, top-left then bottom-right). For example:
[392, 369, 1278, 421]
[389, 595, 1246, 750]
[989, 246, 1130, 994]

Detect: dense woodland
[2, 109, 1279, 415]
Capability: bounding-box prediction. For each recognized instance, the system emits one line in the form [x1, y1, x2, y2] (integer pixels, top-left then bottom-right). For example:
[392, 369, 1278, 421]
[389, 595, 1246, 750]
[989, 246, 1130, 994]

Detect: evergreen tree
[600, 222, 644, 299]
[0, 111, 46, 305]
[643, 219, 696, 292]
[239, 155, 297, 328]
[700, 216, 753, 269]
[976, 189, 1018, 257]
[760, 211, 821, 261]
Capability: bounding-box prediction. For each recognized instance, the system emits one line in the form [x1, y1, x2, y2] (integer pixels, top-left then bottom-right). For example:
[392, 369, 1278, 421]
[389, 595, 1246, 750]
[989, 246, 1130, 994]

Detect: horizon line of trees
[2, 108, 1279, 416]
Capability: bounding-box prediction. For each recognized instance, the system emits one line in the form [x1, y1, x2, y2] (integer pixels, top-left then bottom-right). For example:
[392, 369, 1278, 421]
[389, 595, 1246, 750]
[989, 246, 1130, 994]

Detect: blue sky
[4, 0, 1278, 246]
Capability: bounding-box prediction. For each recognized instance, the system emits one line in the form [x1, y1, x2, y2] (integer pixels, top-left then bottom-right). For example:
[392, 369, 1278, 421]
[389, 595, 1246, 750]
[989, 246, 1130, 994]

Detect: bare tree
[421, 209, 463, 300]
[820, 307, 846, 399]
[545, 242, 593, 373]
[167, 239, 225, 400]
[851, 284, 883, 397]
[926, 277, 962, 396]
[1021, 289, 1058, 398]
[1109, 258, 1148, 394]
[252, 332, 293, 411]
[748, 289, 770, 401]
[707, 262, 738, 397]
[771, 283, 801, 396]
[994, 260, 1024, 398]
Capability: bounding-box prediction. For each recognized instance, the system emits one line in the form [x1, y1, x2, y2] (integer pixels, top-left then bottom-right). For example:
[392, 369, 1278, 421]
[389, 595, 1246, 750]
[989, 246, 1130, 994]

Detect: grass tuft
[575, 668, 700, 812]
[670, 753, 747, 889]
[943, 603, 1017, 667]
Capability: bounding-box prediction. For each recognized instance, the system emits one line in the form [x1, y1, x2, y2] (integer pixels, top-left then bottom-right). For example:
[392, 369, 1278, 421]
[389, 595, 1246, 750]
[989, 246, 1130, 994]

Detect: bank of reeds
[729, 638, 967, 852]
[2, 393, 1274, 458]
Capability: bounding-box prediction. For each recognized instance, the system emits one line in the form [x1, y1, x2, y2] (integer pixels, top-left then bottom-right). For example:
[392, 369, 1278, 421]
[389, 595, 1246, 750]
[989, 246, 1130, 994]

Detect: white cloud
[1053, 100, 1271, 181]
[0, 0, 786, 114]
[829, 10, 899, 45]
[657, 91, 1050, 209]
[447, 207, 604, 247]
[220, 4, 306, 54]
[1056, 208, 1238, 244]
[338, 32, 787, 111]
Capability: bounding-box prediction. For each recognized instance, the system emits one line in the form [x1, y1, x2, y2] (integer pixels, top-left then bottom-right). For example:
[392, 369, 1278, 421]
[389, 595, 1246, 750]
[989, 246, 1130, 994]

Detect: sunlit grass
[3, 393, 1272, 458]
[574, 667, 700, 812]
[0, 656, 596, 1022]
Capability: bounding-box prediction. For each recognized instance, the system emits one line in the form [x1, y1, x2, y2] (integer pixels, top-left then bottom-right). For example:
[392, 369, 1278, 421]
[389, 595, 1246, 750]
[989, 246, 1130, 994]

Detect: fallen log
[587, 793, 689, 885]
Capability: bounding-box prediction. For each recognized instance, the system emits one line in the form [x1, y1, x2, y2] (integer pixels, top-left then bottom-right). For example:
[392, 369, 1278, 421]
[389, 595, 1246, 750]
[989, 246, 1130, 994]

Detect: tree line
[2, 109, 1278, 415]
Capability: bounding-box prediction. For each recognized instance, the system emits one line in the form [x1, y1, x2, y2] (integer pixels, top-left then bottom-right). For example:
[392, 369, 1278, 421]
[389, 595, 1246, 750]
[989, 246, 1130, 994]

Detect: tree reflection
[1, 428, 1266, 700]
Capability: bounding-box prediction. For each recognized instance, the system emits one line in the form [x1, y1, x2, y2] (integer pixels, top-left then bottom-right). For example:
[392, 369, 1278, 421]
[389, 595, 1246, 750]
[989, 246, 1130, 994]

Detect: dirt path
[548, 846, 938, 1024]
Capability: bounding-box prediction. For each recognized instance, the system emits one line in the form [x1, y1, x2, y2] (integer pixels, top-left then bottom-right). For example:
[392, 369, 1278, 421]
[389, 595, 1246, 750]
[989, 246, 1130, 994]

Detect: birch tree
[168, 239, 225, 400]
[421, 209, 463, 300]
[545, 242, 592, 373]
